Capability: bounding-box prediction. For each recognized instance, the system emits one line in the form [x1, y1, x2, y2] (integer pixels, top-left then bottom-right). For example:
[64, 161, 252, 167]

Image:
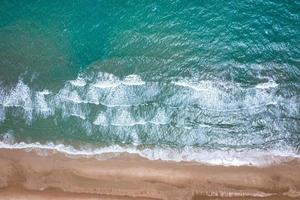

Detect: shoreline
[0, 141, 299, 166]
[0, 149, 300, 199]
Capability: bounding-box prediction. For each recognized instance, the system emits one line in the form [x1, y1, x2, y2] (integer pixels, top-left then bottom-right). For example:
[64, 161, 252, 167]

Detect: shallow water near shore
[0, 0, 300, 166]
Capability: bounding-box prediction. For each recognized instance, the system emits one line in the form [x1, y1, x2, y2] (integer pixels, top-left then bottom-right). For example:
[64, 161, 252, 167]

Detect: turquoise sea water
[0, 0, 299, 164]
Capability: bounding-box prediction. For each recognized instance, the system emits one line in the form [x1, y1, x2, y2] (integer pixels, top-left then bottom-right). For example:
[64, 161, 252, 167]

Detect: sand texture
[0, 149, 300, 200]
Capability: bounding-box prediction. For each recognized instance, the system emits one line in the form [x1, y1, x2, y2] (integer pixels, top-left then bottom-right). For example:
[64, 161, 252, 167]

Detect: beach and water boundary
[1, 0, 300, 199]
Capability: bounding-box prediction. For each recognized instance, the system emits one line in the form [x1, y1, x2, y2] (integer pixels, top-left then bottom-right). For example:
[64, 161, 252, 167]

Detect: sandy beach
[0, 149, 299, 200]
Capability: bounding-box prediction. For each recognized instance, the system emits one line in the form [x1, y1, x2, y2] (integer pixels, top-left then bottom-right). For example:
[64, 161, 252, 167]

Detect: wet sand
[0, 149, 299, 200]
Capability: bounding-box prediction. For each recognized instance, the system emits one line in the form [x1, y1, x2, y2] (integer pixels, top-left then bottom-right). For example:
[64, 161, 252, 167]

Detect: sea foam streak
[70, 78, 86, 87]
[255, 80, 278, 89]
[93, 80, 121, 89]
[122, 74, 145, 86]
[171, 80, 211, 91]
[92, 74, 145, 88]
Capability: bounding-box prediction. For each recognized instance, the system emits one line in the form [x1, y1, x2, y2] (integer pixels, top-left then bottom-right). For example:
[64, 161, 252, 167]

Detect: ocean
[0, 0, 299, 166]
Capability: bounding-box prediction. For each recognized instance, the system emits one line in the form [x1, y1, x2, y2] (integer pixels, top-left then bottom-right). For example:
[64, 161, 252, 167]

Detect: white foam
[35, 90, 53, 117]
[93, 80, 121, 89]
[150, 109, 169, 125]
[171, 80, 210, 92]
[91, 74, 145, 89]
[61, 104, 87, 120]
[131, 131, 140, 146]
[0, 87, 4, 104]
[69, 113, 86, 120]
[0, 141, 298, 166]
[199, 124, 211, 128]
[70, 78, 86, 87]
[1, 80, 33, 123]
[40, 90, 51, 95]
[65, 90, 83, 104]
[61, 72, 155, 108]
[122, 74, 145, 86]
[256, 81, 278, 89]
[57, 87, 86, 104]
[112, 110, 146, 126]
[93, 113, 108, 126]
[169, 78, 287, 113]
[0, 88, 6, 123]
[170, 80, 226, 110]
[0, 106, 5, 123]
[85, 86, 100, 105]
[3, 80, 32, 110]
[1, 131, 15, 144]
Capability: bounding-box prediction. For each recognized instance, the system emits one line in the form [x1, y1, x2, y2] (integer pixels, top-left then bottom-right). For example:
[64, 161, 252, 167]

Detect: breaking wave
[0, 71, 299, 157]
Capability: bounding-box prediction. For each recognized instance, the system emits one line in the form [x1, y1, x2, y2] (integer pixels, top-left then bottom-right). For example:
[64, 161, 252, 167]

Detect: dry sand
[0, 149, 300, 200]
